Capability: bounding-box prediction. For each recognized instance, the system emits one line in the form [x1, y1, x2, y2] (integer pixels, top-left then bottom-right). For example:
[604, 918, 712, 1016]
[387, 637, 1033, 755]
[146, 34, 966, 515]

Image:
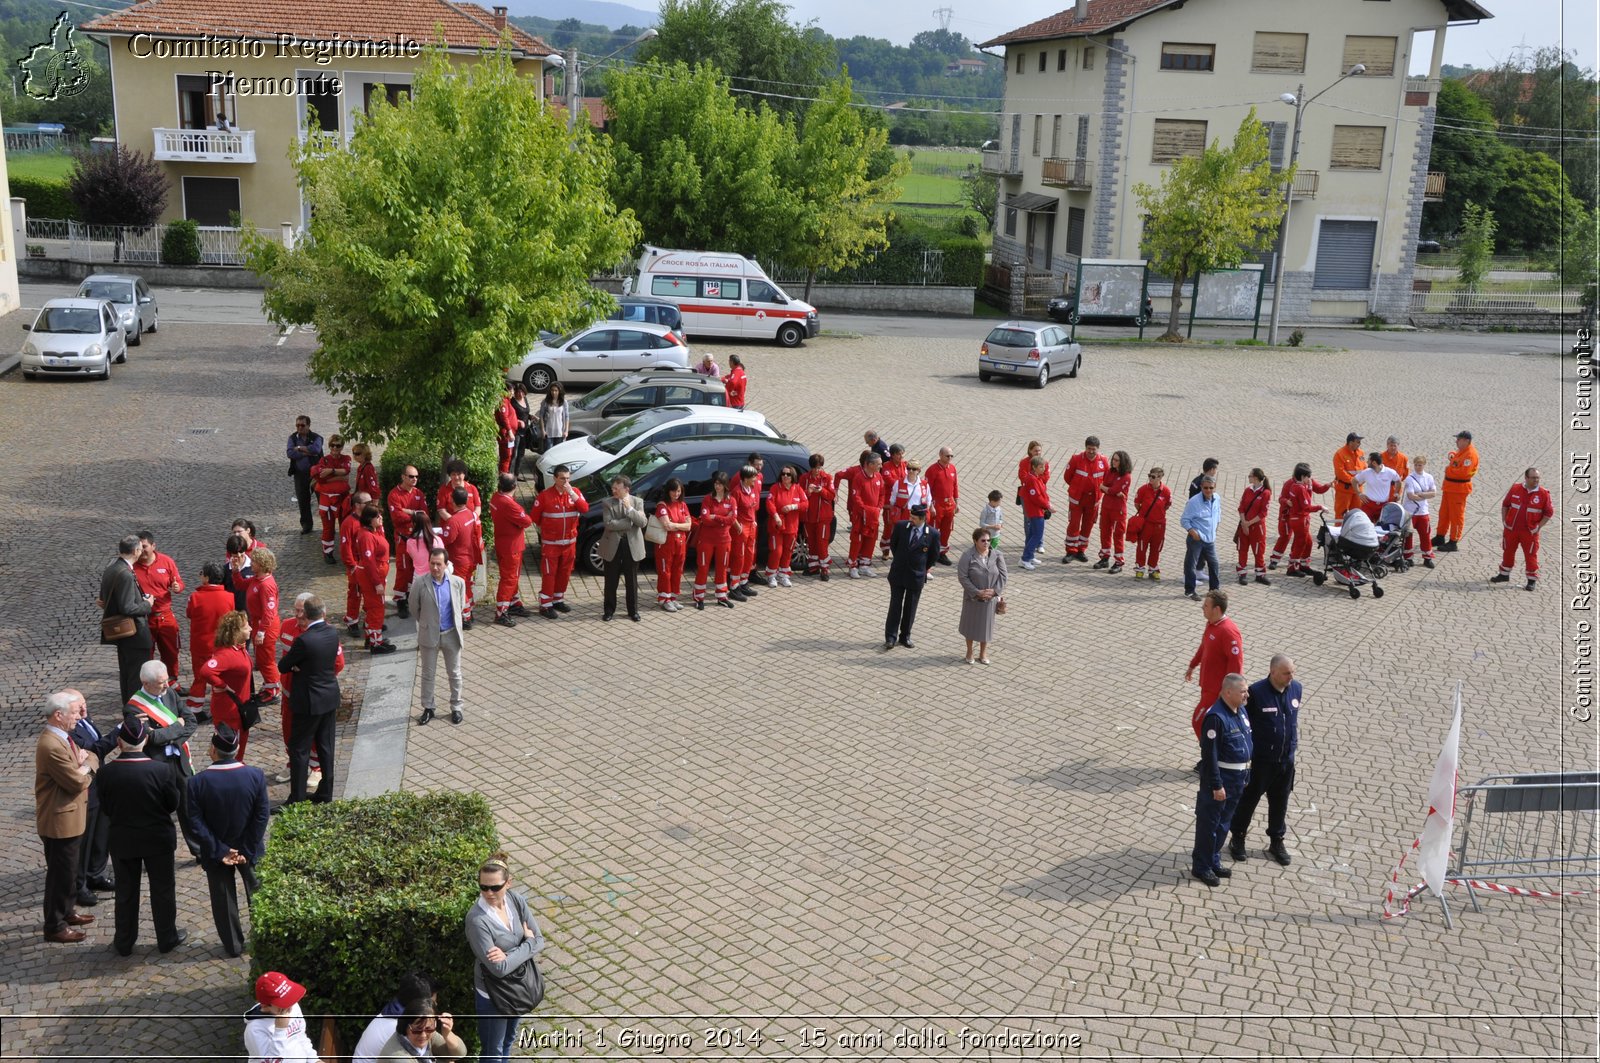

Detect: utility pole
[932, 6, 952, 31]
[566, 45, 580, 133]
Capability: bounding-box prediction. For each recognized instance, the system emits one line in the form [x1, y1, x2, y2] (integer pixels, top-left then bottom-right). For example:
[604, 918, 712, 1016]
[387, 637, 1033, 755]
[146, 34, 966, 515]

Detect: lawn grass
[7, 150, 74, 182]
[894, 146, 978, 206]
[898, 171, 965, 204]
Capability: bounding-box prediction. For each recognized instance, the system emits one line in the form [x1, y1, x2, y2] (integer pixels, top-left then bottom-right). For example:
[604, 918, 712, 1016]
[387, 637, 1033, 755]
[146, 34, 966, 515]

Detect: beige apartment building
[981, 0, 1491, 322]
[81, 0, 554, 232]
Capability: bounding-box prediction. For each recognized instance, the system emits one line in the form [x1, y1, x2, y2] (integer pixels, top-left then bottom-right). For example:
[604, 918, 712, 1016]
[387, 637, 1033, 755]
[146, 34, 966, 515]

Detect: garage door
[1313, 220, 1376, 289]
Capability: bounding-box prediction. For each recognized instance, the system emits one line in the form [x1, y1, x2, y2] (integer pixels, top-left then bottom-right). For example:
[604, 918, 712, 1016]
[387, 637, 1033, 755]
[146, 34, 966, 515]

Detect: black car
[1046, 293, 1153, 326]
[565, 438, 832, 573]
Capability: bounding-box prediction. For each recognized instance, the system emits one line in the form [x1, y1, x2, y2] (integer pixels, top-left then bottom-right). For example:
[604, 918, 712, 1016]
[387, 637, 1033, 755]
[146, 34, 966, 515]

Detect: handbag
[1127, 513, 1146, 540]
[995, 596, 1008, 616]
[101, 615, 138, 641]
[224, 688, 264, 732]
[481, 893, 546, 1014]
[644, 513, 668, 545]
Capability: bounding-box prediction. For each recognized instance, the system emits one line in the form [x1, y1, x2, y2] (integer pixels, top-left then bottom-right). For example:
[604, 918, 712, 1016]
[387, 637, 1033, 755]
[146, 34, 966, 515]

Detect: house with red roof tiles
[978, 0, 1490, 323]
[81, 0, 554, 230]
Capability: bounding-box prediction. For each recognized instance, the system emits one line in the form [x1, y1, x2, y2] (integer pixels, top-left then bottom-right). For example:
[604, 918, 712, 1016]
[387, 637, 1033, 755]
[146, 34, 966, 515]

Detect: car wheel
[129, 327, 141, 347]
[115, 345, 127, 364]
[148, 310, 158, 334]
[1034, 363, 1050, 389]
[578, 531, 606, 575]
[97, 360, 111, 381]
[1067, 308, 1081, 325]
[776, 322, 804, 348]
[978, 370, 992, 382]
[1067, 355, 1080, 378]
[1135, 311, 1151, 327]
[522, 364, 557, 392]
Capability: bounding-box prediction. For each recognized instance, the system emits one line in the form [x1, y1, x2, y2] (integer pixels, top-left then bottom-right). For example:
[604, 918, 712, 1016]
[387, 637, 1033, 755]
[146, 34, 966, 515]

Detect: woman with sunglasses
[764, 465, 807, 587]
[1131, 466, 1173, 581]
[465, 851, 545, 1063]
[653, 478, 694, 611]
[371, 997, 465, 1061]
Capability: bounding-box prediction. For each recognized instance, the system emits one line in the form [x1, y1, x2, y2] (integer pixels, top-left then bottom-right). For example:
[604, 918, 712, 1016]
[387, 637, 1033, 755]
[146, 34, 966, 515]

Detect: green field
[7, 150, 74, 181]
[894, 146, 978, 206]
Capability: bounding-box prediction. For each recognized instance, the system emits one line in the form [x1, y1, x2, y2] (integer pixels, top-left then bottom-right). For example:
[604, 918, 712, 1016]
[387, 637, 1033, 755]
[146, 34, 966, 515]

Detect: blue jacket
[185, 760, 270, 865]
[1180, 491, 1221, 543]
[1198, 698, 1253, 790]
[1246, 676, 1300, 765]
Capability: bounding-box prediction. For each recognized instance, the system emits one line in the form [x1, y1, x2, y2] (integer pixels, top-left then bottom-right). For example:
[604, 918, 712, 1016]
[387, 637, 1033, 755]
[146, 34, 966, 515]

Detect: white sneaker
[768, 575, 778, 588]
[670, 600, 683, 612]
[1021, 559, 1037, 570]
[849, 567, 861, 579]
[307, 769, 323, 789]
[779, 574, 792, 587]
[861, 566, 877, 577]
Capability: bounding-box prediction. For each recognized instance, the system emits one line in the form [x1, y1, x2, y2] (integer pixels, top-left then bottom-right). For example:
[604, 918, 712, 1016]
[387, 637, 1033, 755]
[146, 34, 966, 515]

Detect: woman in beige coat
[955, 528, 1008, 664]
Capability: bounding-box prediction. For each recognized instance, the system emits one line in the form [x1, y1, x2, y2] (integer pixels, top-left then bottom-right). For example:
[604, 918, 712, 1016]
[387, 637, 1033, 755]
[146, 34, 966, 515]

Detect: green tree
[1492, 149, 1586, 252]
[1132, 111, 1287, 341]
[1423, 78, 1507, 239]
[639, 0, 835, 118]
[1470, 47, 1599, 211]
[244, 47, 637, 461]
[1455, 201, 1496, 288]
[67, 143, 168, 262]
[959, 166, 997, 229]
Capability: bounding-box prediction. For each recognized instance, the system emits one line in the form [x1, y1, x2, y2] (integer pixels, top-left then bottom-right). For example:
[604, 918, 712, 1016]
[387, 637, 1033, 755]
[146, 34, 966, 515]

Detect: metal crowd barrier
[1450, 771, 1600, 914]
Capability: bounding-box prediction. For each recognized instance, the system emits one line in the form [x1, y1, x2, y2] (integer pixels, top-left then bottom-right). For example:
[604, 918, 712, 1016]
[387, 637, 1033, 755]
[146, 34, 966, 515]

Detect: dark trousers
[115, 641, 150, 704]
[111, 851, 179, 952]
[885, 582, 924, 643]
[294, 468, 314, 531]
[41, 834, 81, 933]
[1183, 537, 1220, 595]
[76, 796, 111, 891]
[602, 552, 639, 616]
[288, 709, 336, 804]
[1232, 760, 1295, 844]
[202, 859, 259, 957]
[1192, 769, 1247, 874]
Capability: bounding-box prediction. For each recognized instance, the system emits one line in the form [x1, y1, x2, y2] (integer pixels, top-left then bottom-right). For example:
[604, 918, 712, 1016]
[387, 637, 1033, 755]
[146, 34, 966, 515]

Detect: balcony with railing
[1424, 171, 1446, 202]
[152, 128, 256, 164]
[1289, 169, 1319, 199]
[1405, 75, 1442, 95]
[980, 149, 1022, 177]
[1040, 157, 1091, 189]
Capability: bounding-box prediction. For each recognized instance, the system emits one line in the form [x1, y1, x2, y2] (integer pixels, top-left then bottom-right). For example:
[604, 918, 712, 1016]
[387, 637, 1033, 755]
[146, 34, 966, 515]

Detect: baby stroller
[1311, 511, 1388, 599]
[1370, 501, 1412, 573]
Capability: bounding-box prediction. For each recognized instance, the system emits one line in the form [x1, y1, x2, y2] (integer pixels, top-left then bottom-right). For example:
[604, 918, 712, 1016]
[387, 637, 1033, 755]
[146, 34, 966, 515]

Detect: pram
[1370, 501, 1412, 573]
[1311, 510, 1389, 599]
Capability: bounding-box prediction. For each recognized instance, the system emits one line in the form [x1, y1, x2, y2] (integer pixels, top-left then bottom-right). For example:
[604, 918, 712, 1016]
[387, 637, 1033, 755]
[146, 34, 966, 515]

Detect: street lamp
[564, 28, 658, 131]
[1267, 62, 1365, 345]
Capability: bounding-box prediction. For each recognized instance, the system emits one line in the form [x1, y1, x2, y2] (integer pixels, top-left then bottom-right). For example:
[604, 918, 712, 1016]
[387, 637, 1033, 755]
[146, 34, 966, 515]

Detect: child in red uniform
[1019, 457, 1053, 569]
[355, 507, 395, 651]
[654, 478, 694, 610]
[694, 472, 737, 608]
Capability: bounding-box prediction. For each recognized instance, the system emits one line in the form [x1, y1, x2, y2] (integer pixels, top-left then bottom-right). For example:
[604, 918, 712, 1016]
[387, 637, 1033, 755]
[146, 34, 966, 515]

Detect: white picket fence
[25, 219, 280, 266]
[1409, 285, 1583, 314]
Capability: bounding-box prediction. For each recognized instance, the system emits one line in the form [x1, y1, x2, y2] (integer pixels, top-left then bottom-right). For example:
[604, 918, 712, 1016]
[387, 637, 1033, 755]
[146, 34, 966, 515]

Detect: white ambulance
[630, 246, 819, 347]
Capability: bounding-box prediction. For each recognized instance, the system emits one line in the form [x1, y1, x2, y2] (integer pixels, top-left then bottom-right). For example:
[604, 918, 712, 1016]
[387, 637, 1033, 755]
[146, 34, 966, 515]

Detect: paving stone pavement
[1, 318, 1594, 1060]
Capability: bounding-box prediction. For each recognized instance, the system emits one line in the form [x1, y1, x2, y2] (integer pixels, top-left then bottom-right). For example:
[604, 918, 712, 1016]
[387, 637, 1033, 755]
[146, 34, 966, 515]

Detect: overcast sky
[786, 0, 1598, 71]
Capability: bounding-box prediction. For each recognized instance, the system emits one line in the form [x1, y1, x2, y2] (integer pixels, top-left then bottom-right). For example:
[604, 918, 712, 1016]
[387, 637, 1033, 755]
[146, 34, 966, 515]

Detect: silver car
[978, 321, 1082, 389]
[76, 273, 158, 345]
[506, 320, 690, 392]
[20, 298, 128, 380]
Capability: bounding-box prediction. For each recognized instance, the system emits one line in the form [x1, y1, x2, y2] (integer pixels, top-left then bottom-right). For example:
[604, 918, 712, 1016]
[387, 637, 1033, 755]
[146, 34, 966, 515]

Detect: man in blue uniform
[1231, 655, 1300, 866]
[1192, 673, 1252, 887]
[186, 725, 270, 957]
[96, 716, 186, 955]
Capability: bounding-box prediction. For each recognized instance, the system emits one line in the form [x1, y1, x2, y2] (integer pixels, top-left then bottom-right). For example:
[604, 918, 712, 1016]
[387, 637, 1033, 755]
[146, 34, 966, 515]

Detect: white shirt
[1402, 471, 1437, 517]
[1353, 466, 1400, 504]
[245, 1004, 319, 1063]
[352, 1009, 399, 1063]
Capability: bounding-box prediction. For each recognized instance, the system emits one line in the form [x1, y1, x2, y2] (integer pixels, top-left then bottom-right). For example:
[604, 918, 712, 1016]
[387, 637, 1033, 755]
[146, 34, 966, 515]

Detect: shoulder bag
[644, 513, 668, 545]
[101, 615, 138, 641]
[224, 688, 265, 732]
[481, 892, 546, 1015]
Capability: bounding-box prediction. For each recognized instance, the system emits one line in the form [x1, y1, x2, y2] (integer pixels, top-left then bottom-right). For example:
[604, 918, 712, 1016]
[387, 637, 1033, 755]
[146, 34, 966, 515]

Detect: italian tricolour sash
[127, 689, 189, 762]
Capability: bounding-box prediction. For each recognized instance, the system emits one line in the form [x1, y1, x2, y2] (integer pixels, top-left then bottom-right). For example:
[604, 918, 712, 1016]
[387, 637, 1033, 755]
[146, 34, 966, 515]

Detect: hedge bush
[162, 218, 201, 265]
[251, 791, 499, 1054]
[11, 175, 78, 221]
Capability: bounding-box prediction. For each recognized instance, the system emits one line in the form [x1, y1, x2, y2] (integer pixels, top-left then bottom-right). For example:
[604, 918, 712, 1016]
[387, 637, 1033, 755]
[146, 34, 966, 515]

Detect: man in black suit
[277, 594, 341, 804]
[69, 689, 119, 907]
[100, 535, 154, 703]
[97, 717, 186, 956]
[124, 660, 201, 858]
[884, 504, 940, 650]
[186, 725, 269, 957]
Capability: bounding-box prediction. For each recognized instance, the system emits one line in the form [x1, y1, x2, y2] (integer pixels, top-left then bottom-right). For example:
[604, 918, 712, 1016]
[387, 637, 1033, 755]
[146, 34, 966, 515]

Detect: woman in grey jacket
[465, 852, 544, 1063]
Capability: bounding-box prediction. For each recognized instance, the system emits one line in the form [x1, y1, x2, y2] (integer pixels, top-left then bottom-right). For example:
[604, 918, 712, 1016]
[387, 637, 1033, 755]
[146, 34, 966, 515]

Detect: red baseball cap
[255, 972, 307, 1008]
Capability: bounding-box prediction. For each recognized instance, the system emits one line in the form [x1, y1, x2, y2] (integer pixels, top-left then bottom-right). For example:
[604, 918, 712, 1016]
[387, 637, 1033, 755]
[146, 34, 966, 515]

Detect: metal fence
[1409, 285, 1584, 314]
[23, 220, 277, 266]
[1449, 771, 1600, 920]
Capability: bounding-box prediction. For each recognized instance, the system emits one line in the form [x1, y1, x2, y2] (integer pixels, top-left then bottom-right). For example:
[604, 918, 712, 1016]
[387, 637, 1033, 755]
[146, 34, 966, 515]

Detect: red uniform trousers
[356, 571, 386, 635]
[1438, 488, 1470, 542]
[693, 543, 732, 602]
[1066, 494, 1099, 554]
[731, 521, 757, 587]
[344, 564, 363, 625]
[656, 537, 687, 603]
[495, 544, 526, 616]
[1500, 528, 1542, 579]
[1098, 503, 1127, 563]
[767, 531, 797, 577]
[1403, 515, 1435, 561]
[537, 550, 572, 608]
[317, 493, 346, 556]
[149, 611, 181, 681]
[253, 624, 282, 699]
[498, 434, 515, 474]
[849, 506, 881, 568]
[804, 521, 832, 572]
[1236, 525, 1267, 575]
[1269, 512, 1292, 565]
[1135, 521, 1166, 571]
[934, 499, 958, 556]
[1287, 518, 1315, 572]
[392, 542, 415, 603]
[1359, 499, 1385, 521]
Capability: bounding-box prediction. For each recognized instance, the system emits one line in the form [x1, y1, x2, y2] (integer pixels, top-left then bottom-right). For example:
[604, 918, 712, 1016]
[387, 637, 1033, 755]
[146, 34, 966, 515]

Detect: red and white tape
[1384, 840, 1589, 919]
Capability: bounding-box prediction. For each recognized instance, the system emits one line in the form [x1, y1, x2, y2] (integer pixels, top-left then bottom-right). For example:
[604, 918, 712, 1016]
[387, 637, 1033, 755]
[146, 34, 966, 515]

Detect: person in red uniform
[1492, 467, 1553, 591]
[1131, 466, 1172, 580]
[729, 464, 763, 602]
[442, 485, 484, 626]
[528, 464, 589, 618]
[133, 531, 185, 684]
[1018, 457, 1053, 568]
[197, 610, 254, 761]
[1017, 441, 1049, 506]
[721, 354, 748, 410]
[1061, 436, 1109, 563]
[694, 471, 737, 608]
[800, 453, 837, 579]
[311, 436, 352, 563]
[1187, 589, 1244, 745]
[765, 465, 807, 587]
[879, 444, 909, 560]
[925, 447, 959, 565]
[1282, 462, 1328, 578]
[350, 442, 380, 505]
[1269, 469, 1328, 569]
[353, 507, 396, 651]
[435, 459, 482, 517]
[1233, 469, 1273, 586]
[275, 592, 340, 783]
[338, 491, 371, 632]
[222, 520, 262, 610]
[489, 474, 534, 626]
[495, 385, 521, 475]
[184, 562, 233, 716]
[387, 465, 428, 618]
[654, 478, 694, 610]
[835, 450, 886, 578]
[244, 547, 283, 701]
[1096, 451, 1133, 573]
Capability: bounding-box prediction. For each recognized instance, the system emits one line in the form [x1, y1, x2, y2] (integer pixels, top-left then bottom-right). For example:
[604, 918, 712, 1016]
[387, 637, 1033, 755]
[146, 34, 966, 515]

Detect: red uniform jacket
[496, 396, 521, 442]
[1019, 456, 1050, 485]
[721, 366, 747, 407]
[355, 460, 380, 503]
[133, 552, 184, 617]
[528, 485, 590, 549]
[926, 461, 959, 508]
[731, 479, 762, 536]
[356, 527, 391, 583]
[836, 466, 886, 513]
[1063, 451, 1109, 503]
[313, 453, 352, 501]
[185, 584, 234, 666]
[339, 511, 363, 567]
[766, 482, 807, 535]
[436, 480, 482, 517]
[1020, 471, 1053, 518]
[881, 458, 907, 492]
[655, 499, 693, 544]
[197, 645, 253, 715]
[1101, 471, 1132, 511]
[1190, 616, 1244, 712]
[1134, 482, 1172, 525]
[490, 491, 534, 556]
[442, 507, 483, 569]
[1236, 484, 1272, 533]
[801, 470, 836, 522]
[1281, 479, 1326, 521]
[696, 495, 737, 546]
[388, 485, 428, 539]
[1502, 483, 1553, 533]
[245, 573, 280, 635]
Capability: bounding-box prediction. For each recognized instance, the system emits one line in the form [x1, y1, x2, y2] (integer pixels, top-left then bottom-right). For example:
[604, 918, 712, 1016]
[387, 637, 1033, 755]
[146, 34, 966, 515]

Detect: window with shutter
[1016, 51, 1025, 74]
[1076, 115, 1089, 159]
[1033, 114, 1042, 156]
[1039, 51, 1047, 72]
[1266, 121, 1289, 170]
[1051, 115, 1061, 157]
[1082, 46, 1095, 70]
[1330, 125, 1385, 170]
[1057, 49, 1067, 71]
[1151, 119, 1207, 163]
[1251, 32, 1307, 73]
[1342, 35, 1396, 76]
[1066, 207, 1085, 256]
[1159, 43, 1215, 71]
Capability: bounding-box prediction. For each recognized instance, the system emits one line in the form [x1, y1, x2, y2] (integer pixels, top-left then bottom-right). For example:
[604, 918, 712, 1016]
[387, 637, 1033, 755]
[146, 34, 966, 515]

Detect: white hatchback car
[536, 406, 783, 485]
[20, 298, 127, 381]
[507, 321, 690, 393]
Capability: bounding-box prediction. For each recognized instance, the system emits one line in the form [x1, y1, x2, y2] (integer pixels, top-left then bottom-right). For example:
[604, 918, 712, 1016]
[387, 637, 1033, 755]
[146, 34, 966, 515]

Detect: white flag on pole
[1417, 684, 1463, 897]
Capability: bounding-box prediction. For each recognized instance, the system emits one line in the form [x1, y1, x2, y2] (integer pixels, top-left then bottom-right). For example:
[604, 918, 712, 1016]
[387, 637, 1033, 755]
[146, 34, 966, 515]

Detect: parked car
[566, 369, 728, 437]
[1416, 239, 1443, 255]
[978, 322, 1081, 388]
[566, 437, 830, 574]
[506, 321, 690, 392]
[536, 406, 783, 486]
[19, 298, 127, 381]
[608, 294, 684, 335]
[76, 273, 157, 344]
[1046, 292, 1152, 326]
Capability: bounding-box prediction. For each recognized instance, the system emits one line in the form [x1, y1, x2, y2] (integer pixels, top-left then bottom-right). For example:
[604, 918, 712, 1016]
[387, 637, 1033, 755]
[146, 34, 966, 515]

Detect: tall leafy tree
[1493, 150, 1587, 253]
[1424, 79, 1507, 239]
[1132, 111, 1287, 341]
[1455, 201, 1496, 288]
[1470, 47, 1598, 210]
[639, 0, 835, 118]
[244, 47, 637, 460]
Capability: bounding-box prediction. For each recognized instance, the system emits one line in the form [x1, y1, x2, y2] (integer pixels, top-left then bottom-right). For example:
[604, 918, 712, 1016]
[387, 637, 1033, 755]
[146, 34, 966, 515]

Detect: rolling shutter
[1330, 125, 1385, 170]
[1152, 119, 1208, 162]
[1342, 35, 1396, 76]
[1266, 121, 1289, 170]
[1313, 220, 1377, 290]
[1252, 32, 1307, 73]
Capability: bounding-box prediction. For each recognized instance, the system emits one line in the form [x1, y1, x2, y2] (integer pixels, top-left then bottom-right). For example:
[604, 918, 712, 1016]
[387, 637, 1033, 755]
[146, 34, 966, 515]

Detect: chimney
[493, 5, 507, 29]
[1074, 0, 1088, 21]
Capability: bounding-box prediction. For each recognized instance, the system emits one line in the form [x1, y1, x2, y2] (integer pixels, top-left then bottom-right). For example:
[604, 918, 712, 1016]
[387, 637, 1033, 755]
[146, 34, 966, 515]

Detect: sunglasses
[409, 1022, 438, 1034]
[478, 881, 506, 892]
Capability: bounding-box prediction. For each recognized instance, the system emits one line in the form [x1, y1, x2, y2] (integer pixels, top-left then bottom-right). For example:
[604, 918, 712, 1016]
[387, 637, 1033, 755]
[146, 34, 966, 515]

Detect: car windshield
[986, 328, 1037, 347]
[78, 281, 134, 303]
[34, 307, 102, 334]
[574, 445, 670, 501]
[593, 408, 688, 451]
[575, 377, 630, 410]
[547, 329, 581, 349]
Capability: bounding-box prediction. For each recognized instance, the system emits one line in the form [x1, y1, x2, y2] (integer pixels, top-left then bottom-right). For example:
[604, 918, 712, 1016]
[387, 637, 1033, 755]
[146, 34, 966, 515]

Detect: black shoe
[1075, 552, 1091, 563]
[111, 941, 132, 955]
[540, 608, 557, 619]
[740, 585, 758, 598]
[1268, 841, 1292, 866]
[1186, 592, 1202, 601]
[601, 612, 614, 622]
[728, 588, 749, 602]
[323, 553, 338, 565]
[1229, 840, 1247, 861]
[418, 708, 434, 725]
[937, 554, 952, 566]
[193, 709, 210, 724]
[628, 613, 641, 622]
[1213, 866, 1233, 879]
[883, 639, 896, 651]
[1060, 554, 1073, 564]
[494, 614, 517, 627]
[1193, 760, 1203, 774]
[76, 890, 99, 907]
[717, 598, 735, 609]
[1254, 575, 1271, 586]
[1441, 540, 1459, 552]
[301, 526, 314, 535]
[396, 601, 410, 619]
[695, 600, 705, 610]
[1093, 558, 1111, 570]
[450, 709, 463, 725]
[1238, 574, 1248, 585]
[1267, 561, 1279, 571]
[1109, 563, 1123, 574]
[1431, 534, 1444, 547]
[898, 638, 914, 649]
[158, 930, 189, 953]
[87, 876, 116, 892]
[1526, 579, 1538, 591]
[461, 619, 474, 630]
[508, 603, 533, 618]
[368, 641, 397, 655]
[1285, 568, 1308, 578]
[346, 623, 363, 638]
[1423, 559, 1435, 568]
[819, 570, 830, 582]
[1192, 869, 1221, 887]
[552, 602, 572, 614]
[1489, 574, 1510, 583]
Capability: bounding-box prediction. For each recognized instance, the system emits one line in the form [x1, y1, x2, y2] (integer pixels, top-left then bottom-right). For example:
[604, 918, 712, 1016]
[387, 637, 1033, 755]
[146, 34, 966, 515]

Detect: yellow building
[81, 0, 555, 231]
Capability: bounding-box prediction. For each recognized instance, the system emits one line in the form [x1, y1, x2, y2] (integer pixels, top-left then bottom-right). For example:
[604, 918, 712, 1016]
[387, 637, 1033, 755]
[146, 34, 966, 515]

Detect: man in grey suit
[101, 535, 155, 703]
[410, 547, 467, 725]
[600, 474, 648, 622]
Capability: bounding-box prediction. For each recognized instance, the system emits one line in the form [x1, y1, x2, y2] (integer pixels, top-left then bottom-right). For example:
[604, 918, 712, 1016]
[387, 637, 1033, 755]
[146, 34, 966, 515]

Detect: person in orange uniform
[729, 464, 763, 602]
[338, 491, 372, 632]
[1233, 469, 1272, 586]
[1061, 436, 1108, 563]
[878, 444, 909, 560]
[184, 563, 233, 717]
[800, 454, 837, 579]
[1096, 450, 1133, 573]
[387, 465, 428, 618]
[528, 464, 589, 619]
[835, 451, 886, 578]
[197, 611, 254, 761]
[1186, 589, 1244, 742]
[133, 531, 185, 685]
[353, 507, 396, 652]
[654, 478, 694, 610]
[243, 547, 283, 701]
[1331, 432, 1365, 519]
[442, 486, 484, 626]
[1131, 467, 1173, 580]
[311, 436, 352, 564]
[489, 473, 534, 626]
[694, 472, 738, 608]
[1379, 437, 1409, 499]
[1491, 467, 1553, 591]
[1435, 430, 1479, 551]
[765, 465, 807, 587]
[495, 385, 521, 475]
[721, 355, 748, 410]
[1269, 468, 1328, 569]
[925, 447, 959, 565]
[350, 443, 380, 505]
[1281, 462, 1328, 577]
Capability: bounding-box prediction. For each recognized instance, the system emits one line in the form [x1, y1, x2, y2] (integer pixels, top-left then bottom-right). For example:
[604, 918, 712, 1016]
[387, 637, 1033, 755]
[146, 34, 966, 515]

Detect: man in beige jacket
[36, 690, 97, 942]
